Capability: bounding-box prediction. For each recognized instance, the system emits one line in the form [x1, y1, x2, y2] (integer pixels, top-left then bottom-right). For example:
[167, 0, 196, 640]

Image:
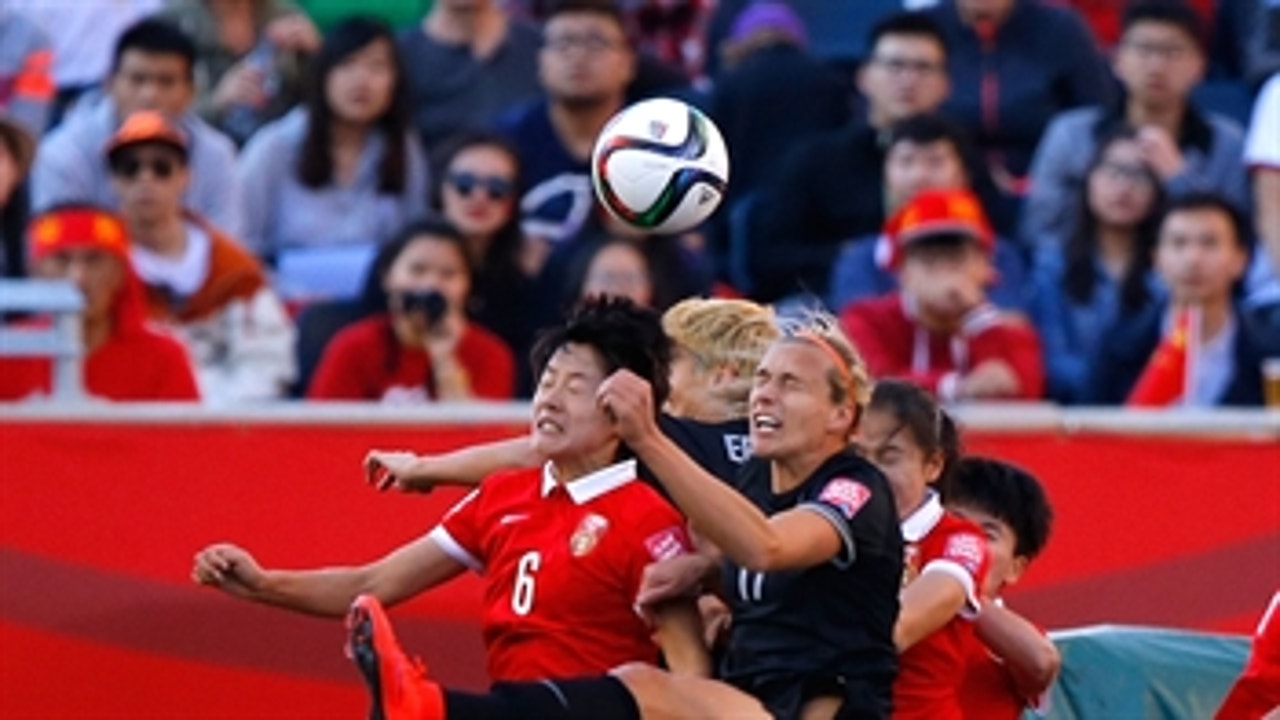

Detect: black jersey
[720, 449, 902, 720]
[635, 415, 751, 493]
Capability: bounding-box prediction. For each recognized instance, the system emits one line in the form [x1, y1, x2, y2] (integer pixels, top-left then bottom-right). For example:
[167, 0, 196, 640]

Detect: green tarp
[1027, 625, 1250, 719]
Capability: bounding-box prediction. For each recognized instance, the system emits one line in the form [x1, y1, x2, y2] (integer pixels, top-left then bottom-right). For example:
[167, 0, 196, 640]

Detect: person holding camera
[306, 217, 515, 402]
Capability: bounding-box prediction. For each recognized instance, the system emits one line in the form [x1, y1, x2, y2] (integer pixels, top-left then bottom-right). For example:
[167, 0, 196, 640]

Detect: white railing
[0, 400, 1277, 440]
[0, 279, 85, 401]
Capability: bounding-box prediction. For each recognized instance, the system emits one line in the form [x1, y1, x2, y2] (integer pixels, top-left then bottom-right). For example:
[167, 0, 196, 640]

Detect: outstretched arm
[599, 371, 842, 573]
[365, 436, 542, 492]
[191, 534, 467, 617]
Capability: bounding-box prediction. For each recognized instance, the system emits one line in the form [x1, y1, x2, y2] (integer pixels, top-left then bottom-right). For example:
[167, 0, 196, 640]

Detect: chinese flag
[1126, 307, 1198, 407]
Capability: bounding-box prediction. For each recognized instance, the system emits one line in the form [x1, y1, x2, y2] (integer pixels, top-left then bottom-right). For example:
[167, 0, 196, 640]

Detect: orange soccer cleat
[346, 594, 446, 720]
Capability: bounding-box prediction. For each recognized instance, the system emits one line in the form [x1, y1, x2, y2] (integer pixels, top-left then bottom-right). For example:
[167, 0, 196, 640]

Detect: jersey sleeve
[798, 475, 880, 567]
[922, 529, 990, 616]
[428, 488, 485, 573]
[622, 492, 694, 610]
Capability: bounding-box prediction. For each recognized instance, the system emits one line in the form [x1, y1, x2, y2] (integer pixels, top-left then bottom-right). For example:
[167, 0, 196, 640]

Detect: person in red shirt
[856, 379, 991, 719]
[0, 205, 199, 402]
[193, 297, 704, 681]
[947, 457, 1059, 720]
[307, 217, 515, 402]
[840, 188, 1044, 401]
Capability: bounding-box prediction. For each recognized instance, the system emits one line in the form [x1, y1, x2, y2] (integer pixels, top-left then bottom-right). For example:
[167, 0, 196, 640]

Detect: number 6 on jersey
[511, 550, 541, 615]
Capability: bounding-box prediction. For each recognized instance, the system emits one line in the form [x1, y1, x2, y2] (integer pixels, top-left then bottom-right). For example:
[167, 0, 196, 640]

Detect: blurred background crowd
[0, 0, 1277, 407]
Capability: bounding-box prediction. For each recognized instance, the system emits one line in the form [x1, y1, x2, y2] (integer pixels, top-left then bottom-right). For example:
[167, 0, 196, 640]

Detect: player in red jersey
[947, 457, 1059, 719]
[856, 379, 991, 719]
[344, 313, 904, 720]
[192, 297, 706, 682]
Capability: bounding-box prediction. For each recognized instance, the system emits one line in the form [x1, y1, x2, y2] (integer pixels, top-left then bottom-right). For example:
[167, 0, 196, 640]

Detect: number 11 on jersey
[738, 567, 765, 603]
[512, 551, 541, 615]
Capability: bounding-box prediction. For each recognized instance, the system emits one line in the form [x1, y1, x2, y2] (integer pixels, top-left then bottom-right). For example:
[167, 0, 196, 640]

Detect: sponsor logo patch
[943, 532, 986, 576]
[644, 526, 688, 561]
[818, 478, 872, 519]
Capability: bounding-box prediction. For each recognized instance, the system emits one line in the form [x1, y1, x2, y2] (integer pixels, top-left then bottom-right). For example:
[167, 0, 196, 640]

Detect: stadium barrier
[1, 403, 1275, 718]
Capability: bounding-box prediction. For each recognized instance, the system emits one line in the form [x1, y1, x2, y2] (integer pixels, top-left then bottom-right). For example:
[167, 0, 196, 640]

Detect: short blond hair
[778, 310, 872, 415]
[662, 298, 779, 382]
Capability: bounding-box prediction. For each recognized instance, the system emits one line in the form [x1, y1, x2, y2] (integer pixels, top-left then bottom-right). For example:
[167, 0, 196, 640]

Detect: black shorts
[734, 673, 892, 720]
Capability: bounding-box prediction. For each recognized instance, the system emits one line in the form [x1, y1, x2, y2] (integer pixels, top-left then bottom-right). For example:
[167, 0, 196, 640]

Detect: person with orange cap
[839, 188, 1044, 401]
[0, 204, 200, 401]
[107, 109, 296, 404]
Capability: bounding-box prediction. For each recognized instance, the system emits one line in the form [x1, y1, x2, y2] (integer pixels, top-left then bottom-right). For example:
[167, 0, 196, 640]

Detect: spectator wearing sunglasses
[433, 130, 541, 396]
[108, 110, 296, 405]
[235, 17, 428, 300]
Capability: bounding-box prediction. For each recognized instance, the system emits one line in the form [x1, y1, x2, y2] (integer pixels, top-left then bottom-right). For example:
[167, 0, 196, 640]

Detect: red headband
[26, 208, 149, 337]
[27, 208, 131, 264]
[793, 330, 854, 387]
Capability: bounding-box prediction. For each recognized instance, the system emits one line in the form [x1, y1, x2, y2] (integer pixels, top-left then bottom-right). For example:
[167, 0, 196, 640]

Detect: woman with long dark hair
[431, 130, 539, 388]
[236, 16, 427, 300]
[1031, 128, 1165, 404]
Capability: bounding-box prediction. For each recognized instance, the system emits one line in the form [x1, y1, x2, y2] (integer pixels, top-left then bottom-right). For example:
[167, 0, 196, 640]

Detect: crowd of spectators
[1, 0, 1277, 407]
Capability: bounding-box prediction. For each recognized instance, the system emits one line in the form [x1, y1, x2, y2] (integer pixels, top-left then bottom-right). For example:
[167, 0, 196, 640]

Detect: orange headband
[792, 330, 854, 388]
[27, 208, 130, 264]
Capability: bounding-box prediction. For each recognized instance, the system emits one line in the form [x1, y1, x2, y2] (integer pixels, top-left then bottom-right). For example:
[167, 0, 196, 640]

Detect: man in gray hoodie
[1022, 0, 1248, 254]
[31, 18, 241, 236]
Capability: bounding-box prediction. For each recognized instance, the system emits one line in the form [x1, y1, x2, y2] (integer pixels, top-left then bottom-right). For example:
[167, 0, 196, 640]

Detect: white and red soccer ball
[591, 97, 730, 235]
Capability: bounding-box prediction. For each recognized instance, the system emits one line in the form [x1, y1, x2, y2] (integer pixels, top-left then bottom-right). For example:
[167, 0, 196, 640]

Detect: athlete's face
[531, 343, 618, 464]
[949, 503, 1026, 597]
[748, 341, 852, 460]
[855, 407, 943, 520]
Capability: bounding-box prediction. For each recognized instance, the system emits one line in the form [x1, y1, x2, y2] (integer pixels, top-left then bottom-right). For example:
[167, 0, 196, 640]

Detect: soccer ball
[591, 98, 730, 235]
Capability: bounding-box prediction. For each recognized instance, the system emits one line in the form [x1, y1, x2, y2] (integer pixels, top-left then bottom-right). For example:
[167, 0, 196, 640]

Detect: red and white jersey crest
[570, 513, 610, 557]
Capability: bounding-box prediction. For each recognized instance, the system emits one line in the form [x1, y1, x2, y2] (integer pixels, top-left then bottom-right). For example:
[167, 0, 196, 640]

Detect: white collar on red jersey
[541, 459, 637, 504]
[900, 489, 944, 543]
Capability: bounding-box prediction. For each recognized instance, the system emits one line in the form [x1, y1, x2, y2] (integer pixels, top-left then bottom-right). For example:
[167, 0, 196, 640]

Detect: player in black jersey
[602, 313, 903, 719]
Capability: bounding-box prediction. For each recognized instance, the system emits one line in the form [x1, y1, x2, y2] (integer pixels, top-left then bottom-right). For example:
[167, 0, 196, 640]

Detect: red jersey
[895, 492, 991, 720]
[0, 324, 200, 401]
[429, 460, 692, 682]
[958, 607, 1047, 720]
[840, 294, 1044, 401]
[307, 315, 514, 401]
